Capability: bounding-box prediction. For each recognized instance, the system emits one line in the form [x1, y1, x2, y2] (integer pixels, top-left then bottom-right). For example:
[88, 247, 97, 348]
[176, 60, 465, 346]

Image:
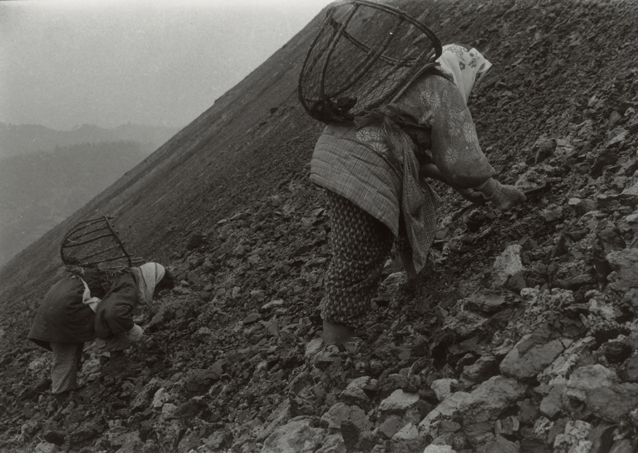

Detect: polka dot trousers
[322, 191, 395, 328]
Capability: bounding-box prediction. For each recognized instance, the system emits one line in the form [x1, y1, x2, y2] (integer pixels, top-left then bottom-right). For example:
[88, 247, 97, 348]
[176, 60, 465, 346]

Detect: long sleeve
[397, 74, 495, 189]
[94, 272, 138, 338]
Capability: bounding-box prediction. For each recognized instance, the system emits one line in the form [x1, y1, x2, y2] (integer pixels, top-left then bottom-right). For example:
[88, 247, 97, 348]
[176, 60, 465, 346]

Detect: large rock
[34, 443, 58, 453]
[552, 420, 592, 453]
[256, 399, 292, 441]
[619, 354, 638, 382]
[305, 338, 324, 358]
[431, 379, 458, 402]
[131, 379, 161, 413]
[423, 445, 457, 453]
[566, 364, 619, 398]
[465, 290, 517, 314]
[618, 211, 638, 236]
[110, 431, 142, 452]
[568, 198, 598, 217]
[500, 332, 570, 381]
[43, 431, 65, 446]
[461, 355, 499, 384]
[340, 376, 376, 406]
[390, 423, 426, 453]
[443, 310, 490, 339]
[153, 388, 171, 409]
[378, 390, 420, 415]
[182, 368, 221, 395]
[201, 429, 233, 451]
[537, 337, 596, 385]
[458, 376, 527, 426]
[320, 402, 371, 432]
[315, 434, 346, 453]
[69, 421, 103, 446]
[378, 415, 406, 440]
[262, 417, 326, 453]
[565, 364, 638, 422]
[607, 248, 638, 291]
[552, 259, 596, 290]
[609, 439, 634, 453]
[539, 384, 566, 418]
[492, 245, 525, 289]
[419, 392, 471, 438]
[479, 435, 520, 453]
[584, 383, 638, 422]
[620, 180, 638, 205]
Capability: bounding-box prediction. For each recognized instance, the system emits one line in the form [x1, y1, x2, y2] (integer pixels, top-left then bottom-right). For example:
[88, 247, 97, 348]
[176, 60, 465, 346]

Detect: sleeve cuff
[473, 178, 497, 198]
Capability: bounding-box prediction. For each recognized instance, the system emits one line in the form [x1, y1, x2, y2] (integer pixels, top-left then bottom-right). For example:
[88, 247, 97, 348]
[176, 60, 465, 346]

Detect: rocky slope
[2, 0, 638, 452]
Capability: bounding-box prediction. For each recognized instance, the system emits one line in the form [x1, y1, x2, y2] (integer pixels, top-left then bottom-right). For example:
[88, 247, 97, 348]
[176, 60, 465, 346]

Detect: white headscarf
[136, 262, 166, 304]
[436, 44, 492, 105]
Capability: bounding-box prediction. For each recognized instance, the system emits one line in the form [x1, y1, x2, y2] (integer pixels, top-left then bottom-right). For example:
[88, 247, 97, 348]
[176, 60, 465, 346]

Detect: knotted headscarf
[436, 44, 492, 105]
[134, 262, 166, 304]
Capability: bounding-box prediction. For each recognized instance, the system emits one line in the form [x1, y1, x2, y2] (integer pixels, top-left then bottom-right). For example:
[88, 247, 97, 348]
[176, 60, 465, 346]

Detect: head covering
[436, 44, 492, 105]
[136, 262, 166, 304]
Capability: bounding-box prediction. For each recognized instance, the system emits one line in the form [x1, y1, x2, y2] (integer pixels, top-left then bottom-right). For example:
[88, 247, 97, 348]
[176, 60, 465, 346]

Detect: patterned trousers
[50, 333, 131, 394]
[50, 342, 83, 394]
[322, 191, 397, 328]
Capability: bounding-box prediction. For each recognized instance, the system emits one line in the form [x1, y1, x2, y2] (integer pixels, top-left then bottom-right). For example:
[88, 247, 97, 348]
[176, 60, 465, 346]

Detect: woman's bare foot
[322, 320, 355, 345]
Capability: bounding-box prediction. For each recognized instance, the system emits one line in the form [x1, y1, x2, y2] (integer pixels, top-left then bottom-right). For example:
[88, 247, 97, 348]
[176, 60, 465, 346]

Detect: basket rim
[298, 0, 442, 125]
[60, 215, 134, 268]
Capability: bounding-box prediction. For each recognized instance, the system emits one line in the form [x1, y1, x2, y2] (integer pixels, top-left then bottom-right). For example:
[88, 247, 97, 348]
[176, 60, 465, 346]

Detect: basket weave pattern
[298, 0, 441, 125]
[60, 216, 142, 270]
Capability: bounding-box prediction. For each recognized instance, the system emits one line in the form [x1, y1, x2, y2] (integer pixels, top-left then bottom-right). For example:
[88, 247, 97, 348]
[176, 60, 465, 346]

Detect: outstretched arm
[421, 162, 486, 204]
[420, 163, 447, 184]
[399, 249, 418, 283]
[421, 162, 525, 209]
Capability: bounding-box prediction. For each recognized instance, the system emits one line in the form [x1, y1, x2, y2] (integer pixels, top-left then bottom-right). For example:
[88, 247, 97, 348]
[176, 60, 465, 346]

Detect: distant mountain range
[0, 122, 181, 159]
[0, 123, 181, 265]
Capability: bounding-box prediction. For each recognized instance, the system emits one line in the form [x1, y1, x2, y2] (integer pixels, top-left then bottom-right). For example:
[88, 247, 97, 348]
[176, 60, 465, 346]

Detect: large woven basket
[298, 0, 441, 125]
[60, 216, 143, 270]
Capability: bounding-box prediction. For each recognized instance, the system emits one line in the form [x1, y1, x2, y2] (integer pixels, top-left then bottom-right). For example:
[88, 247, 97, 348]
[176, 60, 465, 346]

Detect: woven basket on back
[298, 0, 442, 125]
[60, 216, 144, 270]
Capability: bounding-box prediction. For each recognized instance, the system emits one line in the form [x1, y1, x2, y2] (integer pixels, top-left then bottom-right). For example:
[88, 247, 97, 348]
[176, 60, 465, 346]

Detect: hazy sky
[1, 0, 333, 131]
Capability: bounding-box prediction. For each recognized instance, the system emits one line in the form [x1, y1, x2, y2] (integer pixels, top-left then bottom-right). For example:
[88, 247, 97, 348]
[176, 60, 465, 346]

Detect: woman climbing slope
[309, 43, 526, 345]
[28, 262, 174, 396]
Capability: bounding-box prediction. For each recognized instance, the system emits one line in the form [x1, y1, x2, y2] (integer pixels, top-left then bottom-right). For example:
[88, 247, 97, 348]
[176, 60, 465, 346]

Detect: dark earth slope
[2, 0, 638, 452]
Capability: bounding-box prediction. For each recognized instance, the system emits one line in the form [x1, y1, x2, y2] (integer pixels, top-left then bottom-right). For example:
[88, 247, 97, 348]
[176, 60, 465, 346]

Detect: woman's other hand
[476, 179, 526, 211]
[128, 324, 145, 342]
[456, 187, 487, 204]
[490, 183, 526, 211]
[420, 163, 445, 182]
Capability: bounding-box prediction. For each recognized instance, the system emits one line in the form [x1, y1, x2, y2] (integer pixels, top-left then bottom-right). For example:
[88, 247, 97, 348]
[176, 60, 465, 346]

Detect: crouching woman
[27, 262, 173, 395]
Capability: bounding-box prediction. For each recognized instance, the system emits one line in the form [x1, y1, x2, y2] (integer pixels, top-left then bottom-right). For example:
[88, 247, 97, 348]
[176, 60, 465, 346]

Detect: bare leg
[50, 342, 83, 394]
[321, 191, 393, 343]
[101, 333, 132, 377]
[322, 320, 355, 346]
[399, 249, 417, 283]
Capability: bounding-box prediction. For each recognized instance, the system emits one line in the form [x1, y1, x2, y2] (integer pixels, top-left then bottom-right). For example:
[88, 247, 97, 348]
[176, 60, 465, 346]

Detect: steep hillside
[0, 5, 328, 320]
[2, 0, 638, 452]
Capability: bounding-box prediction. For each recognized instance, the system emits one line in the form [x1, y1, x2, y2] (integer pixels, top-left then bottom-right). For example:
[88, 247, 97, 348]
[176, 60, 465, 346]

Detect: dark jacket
[28, 270, 142, 350]
[28, 275, 96, 350]
[94, 271, 140, 339]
